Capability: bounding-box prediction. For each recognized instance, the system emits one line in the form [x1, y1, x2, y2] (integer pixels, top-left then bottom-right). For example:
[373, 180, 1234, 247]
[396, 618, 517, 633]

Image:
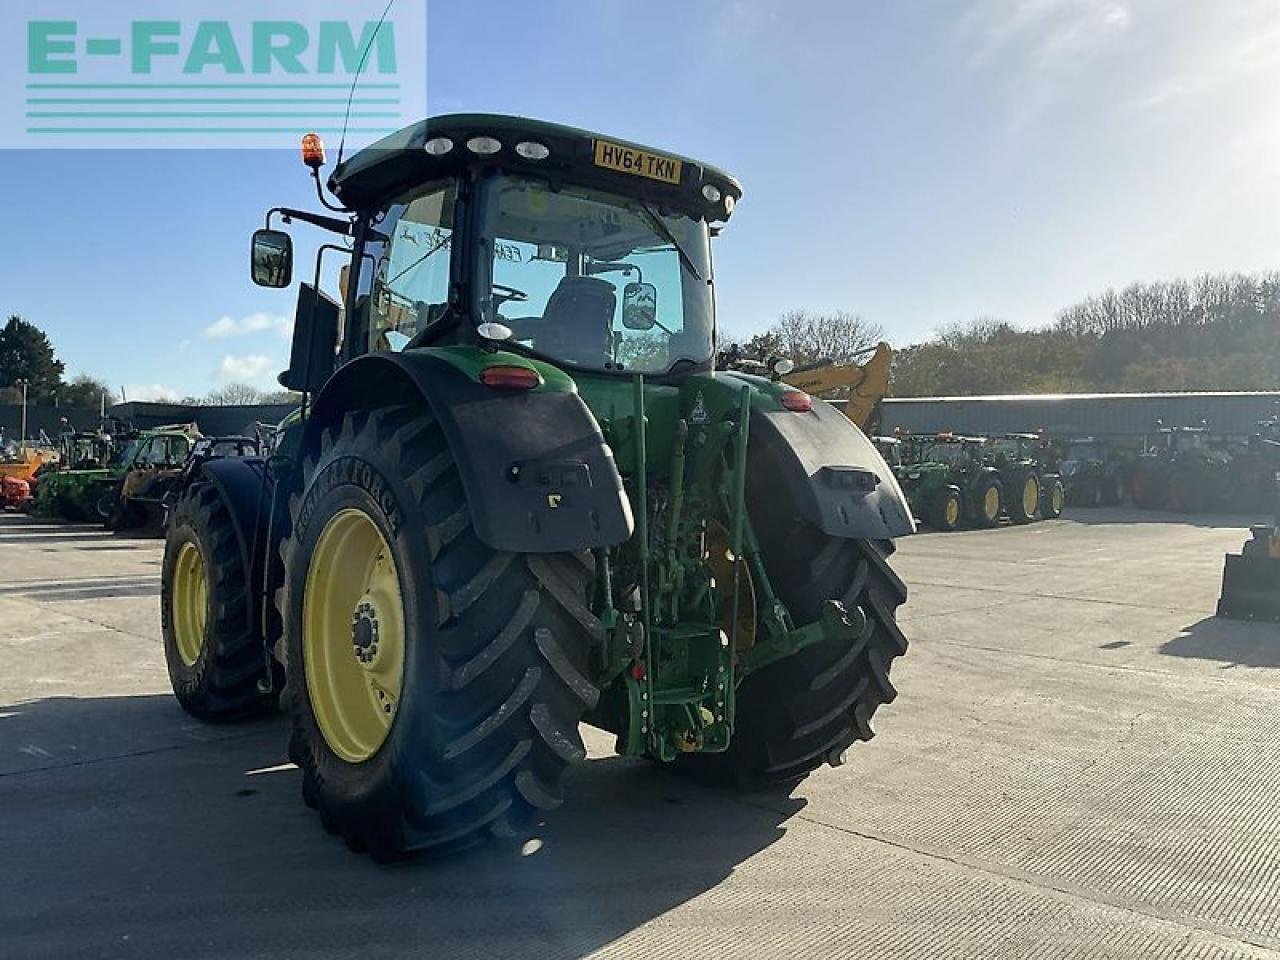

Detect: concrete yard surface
[2, 509, 1279, 958]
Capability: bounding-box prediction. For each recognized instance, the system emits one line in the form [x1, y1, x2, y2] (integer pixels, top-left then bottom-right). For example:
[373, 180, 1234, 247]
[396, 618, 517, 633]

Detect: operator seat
[535, 276, 616, 367]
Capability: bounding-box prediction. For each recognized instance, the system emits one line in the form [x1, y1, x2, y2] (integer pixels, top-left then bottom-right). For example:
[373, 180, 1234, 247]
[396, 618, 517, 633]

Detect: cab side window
[368, 183, 456, 352]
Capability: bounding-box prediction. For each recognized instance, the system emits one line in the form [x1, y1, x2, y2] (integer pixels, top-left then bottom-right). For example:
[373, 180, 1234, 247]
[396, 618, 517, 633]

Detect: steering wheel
[491, 283, 529, 306]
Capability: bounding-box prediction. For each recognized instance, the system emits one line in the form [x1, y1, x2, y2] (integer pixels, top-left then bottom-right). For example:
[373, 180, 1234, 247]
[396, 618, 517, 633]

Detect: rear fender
[747, 398, 915, 540]
[305, 351, 633, 553]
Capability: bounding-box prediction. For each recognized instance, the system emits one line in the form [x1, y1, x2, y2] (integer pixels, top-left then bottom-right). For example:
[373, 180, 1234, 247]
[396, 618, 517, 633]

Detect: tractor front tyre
[682, 523, 908, 788]
[161, 483, 276, 721]
[281, 406, 600, 859]
[1040, 476, 1065, 519]
[927, 485, 963, 532]
[971, 476, 1003, 528]
[1006, 471, 1040, 524]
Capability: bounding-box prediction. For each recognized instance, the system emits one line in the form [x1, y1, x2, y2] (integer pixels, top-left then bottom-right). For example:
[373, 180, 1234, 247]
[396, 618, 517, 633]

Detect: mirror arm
[266, 207, 353, 237]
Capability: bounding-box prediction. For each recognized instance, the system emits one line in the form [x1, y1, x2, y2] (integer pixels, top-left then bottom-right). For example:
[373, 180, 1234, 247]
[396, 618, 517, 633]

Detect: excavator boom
[784, 341, 893, 431]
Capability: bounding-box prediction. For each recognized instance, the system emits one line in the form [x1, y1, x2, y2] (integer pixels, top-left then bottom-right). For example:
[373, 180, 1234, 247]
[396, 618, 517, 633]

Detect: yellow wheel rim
[172, 541, 208, 667]
[1053, 485, 1064, 514]
[303, 508, 406, 764]
[1023, 477, 1039, 516]
[984, 486, 1000, 519]
[945, 496, 960, 527]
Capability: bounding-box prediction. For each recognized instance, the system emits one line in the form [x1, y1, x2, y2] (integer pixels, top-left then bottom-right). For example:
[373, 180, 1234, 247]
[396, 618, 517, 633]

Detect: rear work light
[479, 365, 541, 390]
[780, 391, 813, 412]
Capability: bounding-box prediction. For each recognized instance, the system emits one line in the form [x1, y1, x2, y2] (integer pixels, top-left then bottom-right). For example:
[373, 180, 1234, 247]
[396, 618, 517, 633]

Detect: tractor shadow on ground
[1159, 616, 1280, 670]
[0, 694, 805, 959]
[1061, 506, 1263, 530]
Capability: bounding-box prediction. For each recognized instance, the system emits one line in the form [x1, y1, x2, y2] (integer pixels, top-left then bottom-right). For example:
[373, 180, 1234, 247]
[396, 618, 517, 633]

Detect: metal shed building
[879, 392, 1280, 440]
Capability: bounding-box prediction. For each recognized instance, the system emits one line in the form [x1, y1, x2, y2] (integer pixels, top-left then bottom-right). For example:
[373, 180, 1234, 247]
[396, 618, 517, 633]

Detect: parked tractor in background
[1058, 436, 1129, 507]
[903, 434, 1002, 529]
[97, 425, 200, 530]
[158, 116, 916, 859]
[1224, 414, 1280, 515]
[30, 429, 123, 521]
[1130, 424, 1231, 512]
[985, 433, 1064, 523]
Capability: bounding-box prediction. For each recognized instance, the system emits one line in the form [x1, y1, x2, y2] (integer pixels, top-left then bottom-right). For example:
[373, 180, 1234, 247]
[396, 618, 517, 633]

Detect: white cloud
[216, 354, 274, 383]
[122, 384, 183, 402]
[204, 312, 291, 339]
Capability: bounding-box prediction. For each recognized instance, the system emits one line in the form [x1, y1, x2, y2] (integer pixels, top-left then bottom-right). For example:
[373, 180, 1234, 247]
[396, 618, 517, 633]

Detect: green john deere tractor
[907, 434, 1002, 529]
[877, 436, 962, 531]
[159, 115, 916, 858]
[30, 430, 121, 521]
[985, 433, 1064, 523]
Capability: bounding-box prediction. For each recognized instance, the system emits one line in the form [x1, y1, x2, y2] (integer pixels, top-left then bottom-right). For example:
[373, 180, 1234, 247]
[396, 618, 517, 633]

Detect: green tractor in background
[902, 434, 1002, 530]
[1130, 424, 1231, 512]
[985, 433, 1064, 523]
[30, 430, 122, 521]
[159, 115, 916, 858]
[877, 435, 963, 532]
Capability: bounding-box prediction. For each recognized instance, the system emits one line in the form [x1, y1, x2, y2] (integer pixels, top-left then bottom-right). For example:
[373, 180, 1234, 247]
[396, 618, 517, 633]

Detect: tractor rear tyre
[926, 485, 963, 532]
[1040, 476, 1065, 519]
[971, 476, 1002, 528]
[679, 518, 908, 789]
[280, 406, 600, 858]
[1006, 470, 1040, 524]
[161, 483, 276, 721]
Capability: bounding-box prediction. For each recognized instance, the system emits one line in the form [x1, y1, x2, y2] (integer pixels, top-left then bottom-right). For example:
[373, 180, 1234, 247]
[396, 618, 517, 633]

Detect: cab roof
[329, 113, 743, 220]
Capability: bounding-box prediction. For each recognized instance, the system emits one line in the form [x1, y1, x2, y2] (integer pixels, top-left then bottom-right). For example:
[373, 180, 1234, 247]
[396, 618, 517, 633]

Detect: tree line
[742, 271, 1280, 397]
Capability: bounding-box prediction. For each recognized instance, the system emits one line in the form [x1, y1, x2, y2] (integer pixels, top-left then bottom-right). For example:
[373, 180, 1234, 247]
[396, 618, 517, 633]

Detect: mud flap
[1217, 549, 1280, 623]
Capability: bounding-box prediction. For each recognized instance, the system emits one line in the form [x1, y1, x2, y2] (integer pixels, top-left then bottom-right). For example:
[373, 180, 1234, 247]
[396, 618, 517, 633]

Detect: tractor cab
[1146, 424, 1209, 459]
[920, 433, 986, 469]
[252, 115, 742, 392]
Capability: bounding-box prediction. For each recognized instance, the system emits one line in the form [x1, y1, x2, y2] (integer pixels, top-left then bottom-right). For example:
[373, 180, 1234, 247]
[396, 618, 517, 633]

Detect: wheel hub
[351, 600, 381, 665]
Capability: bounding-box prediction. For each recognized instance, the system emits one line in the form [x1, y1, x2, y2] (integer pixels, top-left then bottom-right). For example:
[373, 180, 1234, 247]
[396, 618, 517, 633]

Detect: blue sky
[1, 0, 1277, 399]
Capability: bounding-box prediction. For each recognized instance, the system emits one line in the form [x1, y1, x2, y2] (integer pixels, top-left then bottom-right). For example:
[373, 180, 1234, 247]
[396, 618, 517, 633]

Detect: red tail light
[479, 365, 541, 390]
[780, 391, 813, 412]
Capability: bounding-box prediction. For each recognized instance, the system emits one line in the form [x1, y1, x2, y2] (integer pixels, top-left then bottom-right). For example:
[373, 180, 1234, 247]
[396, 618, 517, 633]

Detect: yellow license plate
[593, 139, 683, 185]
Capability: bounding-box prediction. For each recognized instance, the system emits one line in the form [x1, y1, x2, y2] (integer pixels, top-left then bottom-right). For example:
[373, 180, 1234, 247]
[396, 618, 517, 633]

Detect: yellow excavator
[783, 342, 894, 431]
[718, 341, 893, 432]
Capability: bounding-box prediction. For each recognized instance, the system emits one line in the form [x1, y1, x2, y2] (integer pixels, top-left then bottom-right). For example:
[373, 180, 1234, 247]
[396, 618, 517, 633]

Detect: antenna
[335, 0, 399, 170]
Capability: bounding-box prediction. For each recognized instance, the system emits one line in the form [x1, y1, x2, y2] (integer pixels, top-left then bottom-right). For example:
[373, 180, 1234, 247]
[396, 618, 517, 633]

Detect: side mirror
[621, 281, 658, 331]
[250, 229, 293, 288]
[279, 283, 340, 393]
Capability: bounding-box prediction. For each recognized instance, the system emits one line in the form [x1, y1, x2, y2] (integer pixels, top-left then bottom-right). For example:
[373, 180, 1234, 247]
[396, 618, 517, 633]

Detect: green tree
[0, 315, 64, 403]
[58, 374, 118, 410]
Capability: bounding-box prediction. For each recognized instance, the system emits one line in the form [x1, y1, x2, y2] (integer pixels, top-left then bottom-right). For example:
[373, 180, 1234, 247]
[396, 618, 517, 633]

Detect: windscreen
[475, 174, 713, 374]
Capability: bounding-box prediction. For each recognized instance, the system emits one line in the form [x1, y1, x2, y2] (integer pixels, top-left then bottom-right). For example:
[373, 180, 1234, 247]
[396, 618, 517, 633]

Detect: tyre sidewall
[162, 502, 219, 703]
[972, 476, 1002, 526]
[929, 485, 961, 531]
[284, 442, 438, 833]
